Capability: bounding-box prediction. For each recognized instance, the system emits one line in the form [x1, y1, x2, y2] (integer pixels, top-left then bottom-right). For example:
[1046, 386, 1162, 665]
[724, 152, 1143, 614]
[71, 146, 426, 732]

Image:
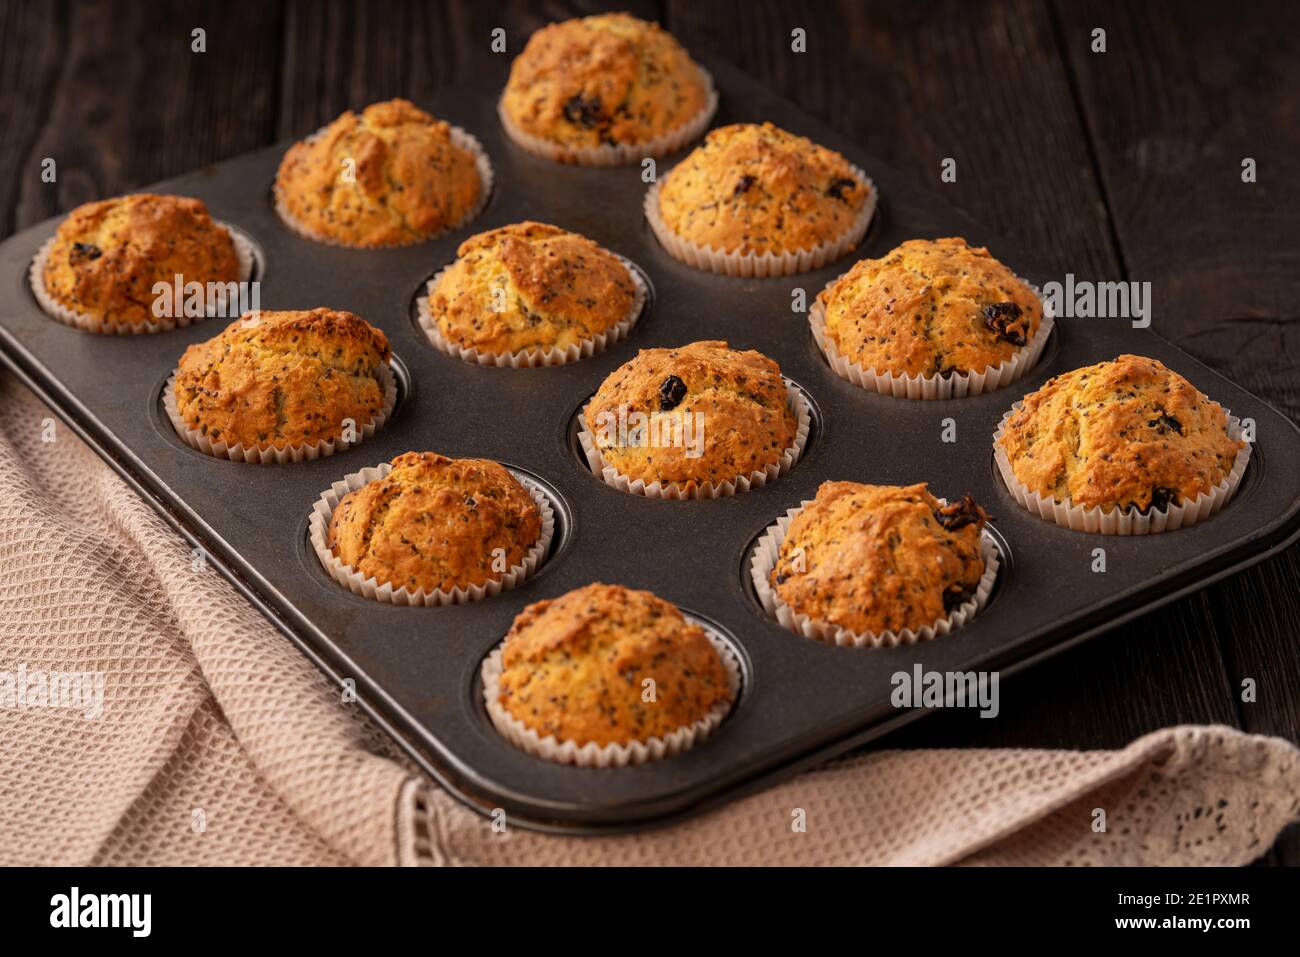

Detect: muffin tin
[2, 58, 1298, 833]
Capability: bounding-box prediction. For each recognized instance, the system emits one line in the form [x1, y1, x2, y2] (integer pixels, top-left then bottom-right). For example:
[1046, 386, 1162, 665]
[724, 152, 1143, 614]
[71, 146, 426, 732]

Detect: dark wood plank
[0, 0, 62, 237]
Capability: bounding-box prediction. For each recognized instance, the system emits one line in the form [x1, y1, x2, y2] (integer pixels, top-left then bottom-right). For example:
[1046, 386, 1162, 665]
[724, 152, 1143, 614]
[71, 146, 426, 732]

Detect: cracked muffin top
[656, 122, 871, 256]
[583, 339, 797, 489]
[772, 481, 988, 636]
[998, 354, 1244, 513]
[429, 221, 638, 355]
[40, 194, 239, 329]
[817, 237, 1043, 377]
[497, 582, 732, 747]
[327, 451, 541, 595]
[173, 308, 390, 451]
[274, 98, 483, 247]
[500, 13, 710, 152]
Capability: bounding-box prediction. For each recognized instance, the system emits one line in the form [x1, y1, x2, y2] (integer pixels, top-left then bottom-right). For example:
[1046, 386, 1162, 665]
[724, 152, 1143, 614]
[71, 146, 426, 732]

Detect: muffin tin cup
[273, 125, 494, 248]
[576, 378, 813, 500]
[307, 463, 555, 606]
[497, 65, 719, 167]
[162, 360, 397, 465]
[480, 619, 741, 767]
[992, 406, 1253, 535]
[749, 501, 1000, 648]
[414, 253, 648, 368]
[29, 223, 258, 336]
[809, 281, 1056, 400]
[643, 167, 877, 278]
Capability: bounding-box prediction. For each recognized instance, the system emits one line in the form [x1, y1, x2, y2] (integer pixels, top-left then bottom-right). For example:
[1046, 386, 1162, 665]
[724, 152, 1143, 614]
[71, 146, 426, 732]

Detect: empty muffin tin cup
[750, 500, 1000, 648]
[307, 462, 555, 606]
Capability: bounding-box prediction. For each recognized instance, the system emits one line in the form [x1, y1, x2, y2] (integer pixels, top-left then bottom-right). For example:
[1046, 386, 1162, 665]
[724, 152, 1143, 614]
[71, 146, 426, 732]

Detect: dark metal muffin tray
[2, 58, 1298, 833]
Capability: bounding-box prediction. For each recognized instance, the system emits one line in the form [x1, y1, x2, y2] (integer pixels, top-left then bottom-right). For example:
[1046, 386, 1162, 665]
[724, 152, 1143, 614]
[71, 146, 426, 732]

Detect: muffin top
[41, 194, 239, 329]
[657, 123, 871, 256]
[500, 13, 709, 150]
[275, 98, 482, 247]
[328, 451, 541, 594]
[998, 354, 1244, 512]
[497, 582, 732, 747]
[429, 221, 638, 355]
[772, 482, 988, 636]
[817, 237, 1043, 377]
[583, 339, 797, 488]
[174, 308, 390, 451]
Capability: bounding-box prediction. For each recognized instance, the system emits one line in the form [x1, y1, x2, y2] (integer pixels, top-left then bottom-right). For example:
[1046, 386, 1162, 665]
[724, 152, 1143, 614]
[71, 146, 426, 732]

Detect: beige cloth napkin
[1, 373, 1297, 866]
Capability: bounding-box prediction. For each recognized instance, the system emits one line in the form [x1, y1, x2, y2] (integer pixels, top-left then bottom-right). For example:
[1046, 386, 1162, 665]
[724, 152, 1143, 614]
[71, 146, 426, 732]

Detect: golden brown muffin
[583, 339, 797, 488]
[998, 354, 1244, 513]
[40, 193, 239, 329]
[496, 583, 732, 747]
[429, 221, 638, 355]
[275, 98, 483, 247]
[656, 122, 871, 256]
[173, 308, 390, 451]
[818, 237, 1043, 377]
[500, 13, 709, 152]
[327, 452, 541, 594]
[772, 482, 989, 636]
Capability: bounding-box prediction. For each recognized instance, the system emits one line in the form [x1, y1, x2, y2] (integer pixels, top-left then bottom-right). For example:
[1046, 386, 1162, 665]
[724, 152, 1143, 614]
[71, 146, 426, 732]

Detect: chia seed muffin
[274, 98, 487, 247]
[487, 582, 735, 760]
[499, 13, 715, 165]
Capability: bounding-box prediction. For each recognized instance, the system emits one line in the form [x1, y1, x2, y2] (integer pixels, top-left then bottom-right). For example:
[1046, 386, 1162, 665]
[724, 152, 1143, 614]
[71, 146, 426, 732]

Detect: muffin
[499, 13, 715, 165]
[996, 355, 1247, 527]
[169, 308, 392, 462]
[812, 237, 1051, 397]
[34, 193, 245, 333]
[485, 582, 735, 763]
[418, 221, 644, 365]
[324, 452, 543, 598]
[274, 98, 487, 247]
[647, 122, 875, 276]
[580, 339, 804, 497]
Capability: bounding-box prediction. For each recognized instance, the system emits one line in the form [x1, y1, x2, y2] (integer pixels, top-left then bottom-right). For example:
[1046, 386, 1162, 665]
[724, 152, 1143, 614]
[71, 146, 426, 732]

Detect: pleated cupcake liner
[307, 462, 555, 606]
[415, 253, 648, 368]
[30, 222, 258, 335]
[273, 125, 493, 248]
[481, 617, 740, 767]
[163, 359, 397, 465]
[749, 500, 1000, 648]
[577, 378, 812, 500]
[810, 280, 1056, 400]
[992, 405, 1252, 535]
[497, 66, 718, 167]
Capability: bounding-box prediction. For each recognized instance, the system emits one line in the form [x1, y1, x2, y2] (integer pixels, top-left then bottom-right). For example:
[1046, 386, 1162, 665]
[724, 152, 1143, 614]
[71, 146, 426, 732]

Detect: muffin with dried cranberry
[485, 582, 735, 764]
[649, 122, 875, 276]
[419, 221, 644, 365]
[34, 193, 245, 333]
[996, 354, 1248, 530]
[580, 339, 804, 498]
[499, 13, 715, 165]
[274, 98, 487, 247]
[813, 237, 1050, 397]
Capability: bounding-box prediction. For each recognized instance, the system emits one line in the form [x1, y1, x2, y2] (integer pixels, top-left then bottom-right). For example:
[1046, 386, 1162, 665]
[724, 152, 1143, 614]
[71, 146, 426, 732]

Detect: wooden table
[1, 0, 1295, 861]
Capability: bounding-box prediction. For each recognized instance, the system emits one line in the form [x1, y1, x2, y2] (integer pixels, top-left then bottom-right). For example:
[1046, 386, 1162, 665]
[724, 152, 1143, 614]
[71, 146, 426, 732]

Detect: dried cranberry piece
[1148, 412, 1183, 435]
[70, 242, 102, 264]
[827, 177, 858, 200]
[1147, 486, 1178, 512]
[733, 174, 756, 197]
[562, 93, 604, 129]
[658, 375, 687, 411]
[982, 301, 1029, 346]
[934, 493, 987, 531]
[942, 584, 975, 613]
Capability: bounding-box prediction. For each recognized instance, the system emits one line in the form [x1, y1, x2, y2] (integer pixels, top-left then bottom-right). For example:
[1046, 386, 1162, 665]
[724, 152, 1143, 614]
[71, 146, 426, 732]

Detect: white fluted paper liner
[30, 222, 258, 335]
[307, 463, 555, 606]
[577, 378, 812, 500]
[273, 125, 494, 248]
[163, 360, 397, 464]
[810, 280, 1055, 399]
[749, 501, 1001, 648]
[481, 618, 740, 766]
[497, 66, 718, 167]
[644, 167, 877, 277]
[992, 405, 1252, 535]
[415, 254, 648, 367]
